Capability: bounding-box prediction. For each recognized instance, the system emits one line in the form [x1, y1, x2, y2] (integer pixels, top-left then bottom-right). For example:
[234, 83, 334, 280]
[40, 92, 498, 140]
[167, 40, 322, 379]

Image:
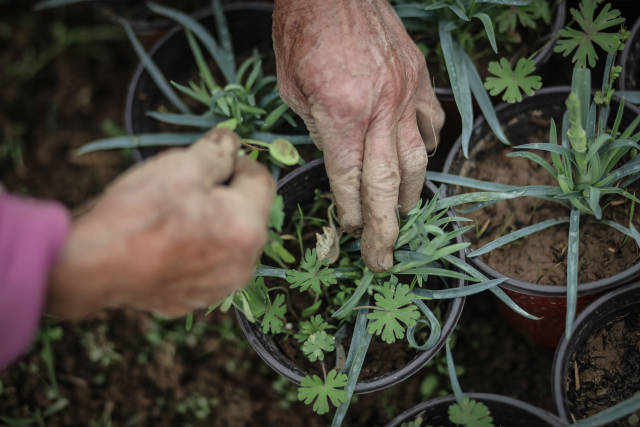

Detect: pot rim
[236, 158, 465, 394]
[551, 281, 640, 423]
[439, 85, 640, 297]
[619, 17, 640, 92]
[434, 0, 567, 98]
[123, 2, 275, 163]
[385, 392, 566, 427]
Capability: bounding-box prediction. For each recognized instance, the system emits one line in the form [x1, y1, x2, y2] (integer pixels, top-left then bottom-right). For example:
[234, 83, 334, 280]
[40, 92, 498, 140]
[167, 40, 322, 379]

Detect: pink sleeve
[0, 193, 71, 370]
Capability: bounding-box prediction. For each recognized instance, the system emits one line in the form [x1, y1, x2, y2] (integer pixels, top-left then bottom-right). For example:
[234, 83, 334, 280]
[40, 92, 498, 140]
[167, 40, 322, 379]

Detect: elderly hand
[47, 128, 275, 319]
[273, 0, 444, 272]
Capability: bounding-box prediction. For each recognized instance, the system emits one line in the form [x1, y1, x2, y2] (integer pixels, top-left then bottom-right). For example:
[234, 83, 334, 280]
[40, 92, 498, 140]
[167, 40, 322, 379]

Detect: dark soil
[2, 2, 633, 426]
[565, 313, 640, 425]
[448, 111, 640, 285]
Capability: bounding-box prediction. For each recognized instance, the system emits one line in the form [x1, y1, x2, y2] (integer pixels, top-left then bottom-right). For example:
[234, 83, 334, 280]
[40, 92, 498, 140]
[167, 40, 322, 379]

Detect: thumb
[186, 127, 241, 186]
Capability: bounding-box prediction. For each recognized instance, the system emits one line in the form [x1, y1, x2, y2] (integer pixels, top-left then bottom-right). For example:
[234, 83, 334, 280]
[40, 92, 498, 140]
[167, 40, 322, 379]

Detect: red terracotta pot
[496, 290, 597, 348]
[439, 87, 640, 348]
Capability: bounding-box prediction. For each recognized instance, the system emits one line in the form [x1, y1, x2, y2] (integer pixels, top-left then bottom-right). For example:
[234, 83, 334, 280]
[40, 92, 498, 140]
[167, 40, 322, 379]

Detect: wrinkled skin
[273, 0, 444, 272]
[47, 128, 275, 319]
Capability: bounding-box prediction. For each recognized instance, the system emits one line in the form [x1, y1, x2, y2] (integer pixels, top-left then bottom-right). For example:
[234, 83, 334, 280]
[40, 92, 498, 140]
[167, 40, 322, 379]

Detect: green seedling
[393, 0, 552, 156]
[77, 0, 312, 175]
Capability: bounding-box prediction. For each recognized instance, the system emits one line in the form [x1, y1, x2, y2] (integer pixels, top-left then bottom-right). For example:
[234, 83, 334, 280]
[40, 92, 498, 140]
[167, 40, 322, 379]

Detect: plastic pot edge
[385, 393, 567, 427]
[123, 2, 275, 163]
[551, 281, 640, 423]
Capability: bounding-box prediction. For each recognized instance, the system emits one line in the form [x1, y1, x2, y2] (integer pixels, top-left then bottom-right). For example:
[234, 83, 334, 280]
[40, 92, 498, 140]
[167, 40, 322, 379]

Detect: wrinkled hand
[47, 128, 275, 319]
[273, 0, 444, 272]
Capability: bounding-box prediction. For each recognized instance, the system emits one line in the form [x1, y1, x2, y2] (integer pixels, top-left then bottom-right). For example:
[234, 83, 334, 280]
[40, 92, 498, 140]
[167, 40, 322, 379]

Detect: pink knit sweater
[0, 193, 70, 369]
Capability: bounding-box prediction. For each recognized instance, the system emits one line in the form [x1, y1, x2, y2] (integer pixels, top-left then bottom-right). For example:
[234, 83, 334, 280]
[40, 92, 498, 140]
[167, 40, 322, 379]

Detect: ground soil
[565, 313, 640, 426]
[1, 3, 634, 426]
[450, 112, 640, 285]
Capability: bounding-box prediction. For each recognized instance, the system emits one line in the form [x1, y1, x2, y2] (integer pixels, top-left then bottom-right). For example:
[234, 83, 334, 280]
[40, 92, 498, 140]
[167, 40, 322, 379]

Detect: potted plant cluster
[213, 158, 539, 425]
[392, 0, 566, 170]
[428, 0, 640, 347]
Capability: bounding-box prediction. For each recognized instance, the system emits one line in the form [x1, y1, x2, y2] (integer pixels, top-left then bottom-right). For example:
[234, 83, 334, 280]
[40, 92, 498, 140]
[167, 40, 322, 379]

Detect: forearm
[0, 193, 70, 369]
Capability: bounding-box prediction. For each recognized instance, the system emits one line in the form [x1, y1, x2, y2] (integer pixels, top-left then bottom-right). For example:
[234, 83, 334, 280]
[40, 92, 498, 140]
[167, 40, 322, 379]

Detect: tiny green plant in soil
[211, 187, 538, 425]
[429, 7, 640, 338]
[392, 0, 550, 157]
[400, 341, 494, 427]
[77, 0, 311, 176]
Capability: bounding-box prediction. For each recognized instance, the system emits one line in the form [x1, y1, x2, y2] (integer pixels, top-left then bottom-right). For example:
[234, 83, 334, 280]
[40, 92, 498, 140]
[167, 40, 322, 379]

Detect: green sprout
[77, 0, 311, 171]
[484, 57, 542, 103]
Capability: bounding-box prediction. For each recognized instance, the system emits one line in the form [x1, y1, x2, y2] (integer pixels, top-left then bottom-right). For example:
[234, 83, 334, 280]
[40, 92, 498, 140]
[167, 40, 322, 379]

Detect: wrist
[46, 218, 122, 319]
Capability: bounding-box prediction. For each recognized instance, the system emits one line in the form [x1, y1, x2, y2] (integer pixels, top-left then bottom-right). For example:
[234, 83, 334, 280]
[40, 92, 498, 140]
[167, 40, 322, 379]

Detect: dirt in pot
[268, 274, 448, 382]
[565, 312, 640, 425]
[450, 112, 640, 286]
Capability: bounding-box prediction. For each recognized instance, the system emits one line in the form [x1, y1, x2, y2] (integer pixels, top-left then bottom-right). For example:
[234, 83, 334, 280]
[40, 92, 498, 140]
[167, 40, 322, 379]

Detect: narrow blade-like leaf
[439, 22, 473, 157]
[565, 208, 580, 339]
[148, 1, 235, 83]
[413, 278, 507, 299]
[120, 18, 189, 114]
[77, 133, 201, 154]
[407, 300, 441, 350]
[470, 217, 570, 257]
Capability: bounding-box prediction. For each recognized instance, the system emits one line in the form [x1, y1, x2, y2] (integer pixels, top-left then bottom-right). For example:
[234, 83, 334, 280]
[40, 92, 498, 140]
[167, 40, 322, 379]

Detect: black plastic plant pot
[619, 17, 640, 91]
[552, 282, 640, 424]
[440, 87, 640, 348]
[385, 393, 565, 427]
[124, 2, 275, 160]
[91, 0, 211, 39]
[433, 0, 566, 100]
[236, 158, 465, 394]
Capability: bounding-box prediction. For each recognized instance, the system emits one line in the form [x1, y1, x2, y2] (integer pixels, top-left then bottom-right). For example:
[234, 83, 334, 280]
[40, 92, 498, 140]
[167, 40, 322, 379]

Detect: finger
[415, 61, 445, 153]
[311, 103, 367, 235]
[397, 105, 428, 216]
[227, 156, 276, 221]
[360, 116, 401, 272]
[186, 127, 241, 186]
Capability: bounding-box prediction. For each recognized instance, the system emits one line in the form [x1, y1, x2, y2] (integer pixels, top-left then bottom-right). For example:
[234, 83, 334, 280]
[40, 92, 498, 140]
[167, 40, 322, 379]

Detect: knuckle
[404, 146, 428, 172]
[324, 83, 370, 119]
